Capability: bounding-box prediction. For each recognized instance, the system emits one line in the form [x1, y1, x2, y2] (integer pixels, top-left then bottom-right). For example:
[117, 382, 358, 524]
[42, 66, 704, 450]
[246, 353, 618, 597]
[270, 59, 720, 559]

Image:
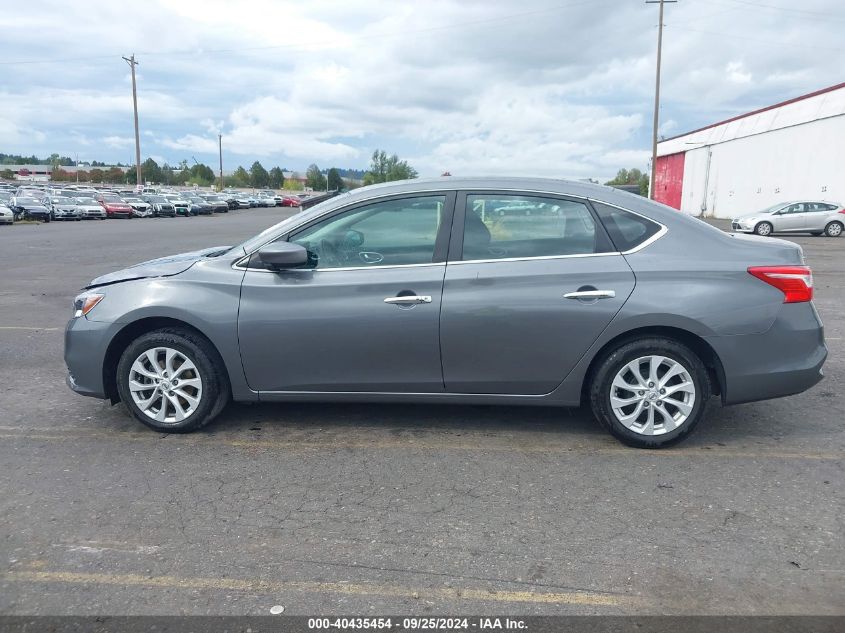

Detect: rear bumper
[707, 302, 827, 405]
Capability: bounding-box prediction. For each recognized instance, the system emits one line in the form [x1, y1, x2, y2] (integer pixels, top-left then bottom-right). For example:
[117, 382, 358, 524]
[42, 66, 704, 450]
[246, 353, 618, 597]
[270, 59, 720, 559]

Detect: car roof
[318, 176, 689, 225]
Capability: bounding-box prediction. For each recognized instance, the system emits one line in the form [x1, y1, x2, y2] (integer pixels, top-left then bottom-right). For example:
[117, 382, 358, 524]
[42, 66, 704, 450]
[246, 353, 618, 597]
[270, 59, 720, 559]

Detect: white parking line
[0, 326, 61, 331]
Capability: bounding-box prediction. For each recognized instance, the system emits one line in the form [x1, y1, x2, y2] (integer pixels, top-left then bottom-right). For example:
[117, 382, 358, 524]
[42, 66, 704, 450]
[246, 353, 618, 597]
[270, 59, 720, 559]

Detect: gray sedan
[732, 201, 845, 237]
[65, 178, 826, 448]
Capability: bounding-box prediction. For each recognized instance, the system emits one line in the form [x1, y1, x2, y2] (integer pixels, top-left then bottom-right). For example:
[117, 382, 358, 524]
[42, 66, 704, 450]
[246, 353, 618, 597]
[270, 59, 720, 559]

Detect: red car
[97, 193, 134, 219]
[281, 196, 301, 207]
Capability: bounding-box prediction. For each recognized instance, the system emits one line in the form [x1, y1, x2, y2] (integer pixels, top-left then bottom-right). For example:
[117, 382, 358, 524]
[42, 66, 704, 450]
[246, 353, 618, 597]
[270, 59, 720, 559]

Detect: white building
[654, 82, 845, 218]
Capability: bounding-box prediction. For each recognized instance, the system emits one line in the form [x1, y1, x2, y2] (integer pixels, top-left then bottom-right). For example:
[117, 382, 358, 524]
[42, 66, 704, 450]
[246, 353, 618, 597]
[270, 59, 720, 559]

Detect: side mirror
[257, 241, 308, 270]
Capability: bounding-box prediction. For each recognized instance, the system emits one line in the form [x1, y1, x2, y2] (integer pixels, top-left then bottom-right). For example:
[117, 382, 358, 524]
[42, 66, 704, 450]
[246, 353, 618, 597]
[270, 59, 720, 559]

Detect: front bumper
[731, 220, 754, 233]
[707, 302, 827, 405]
[65, 316, 117, 399]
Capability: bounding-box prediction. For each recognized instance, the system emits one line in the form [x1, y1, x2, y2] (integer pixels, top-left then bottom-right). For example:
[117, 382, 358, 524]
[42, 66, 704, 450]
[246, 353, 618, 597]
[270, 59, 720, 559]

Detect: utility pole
[646, 0, 676, 200]
[122, 54, 143, 189]
[218, 134, 223, 191]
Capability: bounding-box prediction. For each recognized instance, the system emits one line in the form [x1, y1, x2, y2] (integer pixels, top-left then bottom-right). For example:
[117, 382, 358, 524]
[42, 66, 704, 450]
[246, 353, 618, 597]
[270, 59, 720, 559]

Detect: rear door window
[460, 194, 612, 260]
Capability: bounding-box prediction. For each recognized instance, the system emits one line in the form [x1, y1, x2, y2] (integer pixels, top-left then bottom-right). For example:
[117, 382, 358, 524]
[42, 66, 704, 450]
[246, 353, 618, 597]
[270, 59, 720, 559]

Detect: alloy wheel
[609, 355, 696, 436]
[128, 347, 203, 424]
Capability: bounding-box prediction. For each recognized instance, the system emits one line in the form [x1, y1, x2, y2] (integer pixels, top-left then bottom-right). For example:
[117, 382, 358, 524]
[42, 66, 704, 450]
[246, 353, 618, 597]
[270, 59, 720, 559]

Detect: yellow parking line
[4, 570, 623, 606]
[0, 429, 840, 461]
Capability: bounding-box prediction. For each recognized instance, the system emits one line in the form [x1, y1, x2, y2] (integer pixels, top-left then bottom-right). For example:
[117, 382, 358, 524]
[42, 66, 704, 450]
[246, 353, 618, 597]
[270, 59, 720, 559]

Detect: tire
[116, 328, 230, 433]
[589, 337, 711, 448]
[824, 221, 843, 237]
[754, 221, 773, 236]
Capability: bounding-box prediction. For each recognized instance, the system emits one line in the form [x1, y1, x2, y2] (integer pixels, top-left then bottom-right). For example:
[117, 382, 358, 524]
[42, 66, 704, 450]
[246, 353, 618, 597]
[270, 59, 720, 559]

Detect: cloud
[0, 0, 840, 180]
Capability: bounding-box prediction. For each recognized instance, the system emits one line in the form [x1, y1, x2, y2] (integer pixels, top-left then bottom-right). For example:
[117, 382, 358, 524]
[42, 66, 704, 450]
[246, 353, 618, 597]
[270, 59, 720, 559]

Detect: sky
[0, 0, 841, 181]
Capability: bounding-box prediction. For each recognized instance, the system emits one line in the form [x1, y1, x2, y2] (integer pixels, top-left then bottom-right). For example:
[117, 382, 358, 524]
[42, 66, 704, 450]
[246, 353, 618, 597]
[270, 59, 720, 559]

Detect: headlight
[73, 293, 105, 318]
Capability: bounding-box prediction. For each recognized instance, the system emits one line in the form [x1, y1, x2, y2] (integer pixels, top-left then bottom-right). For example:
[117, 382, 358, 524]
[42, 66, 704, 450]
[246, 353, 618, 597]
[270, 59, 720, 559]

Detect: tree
[89, 168, 104, 183]
[268, 166, 285, 189]
[250, 161, 270, 188]
[232, 166, 250, 187]
[362, 149, 418, 186]
[326, 168, 343, 191]
[189, 163, 215, 185]
[141, 158, 163, 184]
[605, 167, 649, 197]
[305, 164, 326, 190]
[104, 167, 125, 183]
[1, 168, 15, 180]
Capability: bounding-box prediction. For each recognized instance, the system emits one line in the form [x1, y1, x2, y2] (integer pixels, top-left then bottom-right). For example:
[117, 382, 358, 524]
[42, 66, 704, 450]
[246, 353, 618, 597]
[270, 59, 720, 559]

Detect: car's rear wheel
[824, 221, 843, 237]
[116, 328, 230, 433]
[589, 337, 711, 448]
[754, 221, 773, 236]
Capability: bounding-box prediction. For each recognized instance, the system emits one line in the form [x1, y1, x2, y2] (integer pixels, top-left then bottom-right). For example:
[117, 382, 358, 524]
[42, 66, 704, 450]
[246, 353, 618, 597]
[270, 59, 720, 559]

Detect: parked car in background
[0, 205, 13, 225]
[257, 192, 281, 206]
[75, 197, 107, 220]
[123, 196, 153, 218]
[199, 194, 229, 213]
[186, 195, 213, 216]
[164, 194, 191, 217]
[143, 195, 176, 218]
[47, 195, 82, 221]
[280, 195, 301, 207]
[732, 201, 845, 237]
[97, 193, 134, 219]
[64, 177, 826, 448]
[9, 196, 52, 222]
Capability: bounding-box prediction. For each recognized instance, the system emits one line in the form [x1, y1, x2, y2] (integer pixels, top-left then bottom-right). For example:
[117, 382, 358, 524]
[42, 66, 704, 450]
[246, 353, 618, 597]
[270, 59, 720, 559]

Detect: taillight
[838, 208, 845, 214]
[748, 266, 813, 303]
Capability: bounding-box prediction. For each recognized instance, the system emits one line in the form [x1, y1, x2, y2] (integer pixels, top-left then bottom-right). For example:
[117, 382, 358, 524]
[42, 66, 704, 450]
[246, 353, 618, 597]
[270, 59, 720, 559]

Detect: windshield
[757, 203, 786, 215]
[16, 198, 40, 205]
[76, 197, 97, 205]
[101, 195, 122, 202]
[52, 197, 73, 204]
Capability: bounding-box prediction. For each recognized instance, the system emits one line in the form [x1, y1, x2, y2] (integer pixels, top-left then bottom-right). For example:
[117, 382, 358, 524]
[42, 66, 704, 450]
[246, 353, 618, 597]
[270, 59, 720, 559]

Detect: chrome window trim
[231, 187, 669, 270]
[237, 261, 445, 274]
[450, 251, 622, 265]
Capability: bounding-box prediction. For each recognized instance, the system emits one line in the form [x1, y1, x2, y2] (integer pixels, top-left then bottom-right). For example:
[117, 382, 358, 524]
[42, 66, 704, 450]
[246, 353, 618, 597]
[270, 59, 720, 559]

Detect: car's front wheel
[589, 337, 711, 448]
[754, 221, 773, 236]
[116, 328, 230, 433]
[824, 221, 843, 237]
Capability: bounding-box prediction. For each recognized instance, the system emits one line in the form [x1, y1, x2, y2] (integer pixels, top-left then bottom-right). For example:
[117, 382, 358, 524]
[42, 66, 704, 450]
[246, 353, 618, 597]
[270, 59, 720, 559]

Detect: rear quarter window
[591, 202, 663, 252]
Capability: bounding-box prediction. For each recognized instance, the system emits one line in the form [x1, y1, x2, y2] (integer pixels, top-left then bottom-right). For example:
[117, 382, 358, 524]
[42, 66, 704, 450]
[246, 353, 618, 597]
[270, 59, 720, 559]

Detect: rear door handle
[563, 290, 616, 300]
[384, 295, 432, 305]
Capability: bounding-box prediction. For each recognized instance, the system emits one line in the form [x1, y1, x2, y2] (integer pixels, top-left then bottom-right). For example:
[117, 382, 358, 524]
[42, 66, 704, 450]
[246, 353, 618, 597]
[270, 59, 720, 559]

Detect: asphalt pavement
[0, 209, 842, 615]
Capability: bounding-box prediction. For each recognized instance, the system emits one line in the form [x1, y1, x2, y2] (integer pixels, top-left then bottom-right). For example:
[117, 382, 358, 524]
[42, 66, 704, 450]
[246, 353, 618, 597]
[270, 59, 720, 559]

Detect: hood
[85, 245, 230, 289]
[104, 202, 132, 209]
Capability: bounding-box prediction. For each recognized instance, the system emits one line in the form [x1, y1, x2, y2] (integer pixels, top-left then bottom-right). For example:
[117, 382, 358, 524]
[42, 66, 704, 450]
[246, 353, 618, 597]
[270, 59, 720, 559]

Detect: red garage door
[653, 152, 685, 210]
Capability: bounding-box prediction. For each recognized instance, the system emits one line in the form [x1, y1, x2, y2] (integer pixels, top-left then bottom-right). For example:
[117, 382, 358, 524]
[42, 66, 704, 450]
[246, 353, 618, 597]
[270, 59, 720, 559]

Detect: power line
[712, 0, 845, 20]
[671, 24, 845, 51]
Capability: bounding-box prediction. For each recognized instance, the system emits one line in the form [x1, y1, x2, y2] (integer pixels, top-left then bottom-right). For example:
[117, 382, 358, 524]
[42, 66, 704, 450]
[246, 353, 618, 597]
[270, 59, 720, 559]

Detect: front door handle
[563, 290, 616, 300]
[384, 295, 432, 305]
